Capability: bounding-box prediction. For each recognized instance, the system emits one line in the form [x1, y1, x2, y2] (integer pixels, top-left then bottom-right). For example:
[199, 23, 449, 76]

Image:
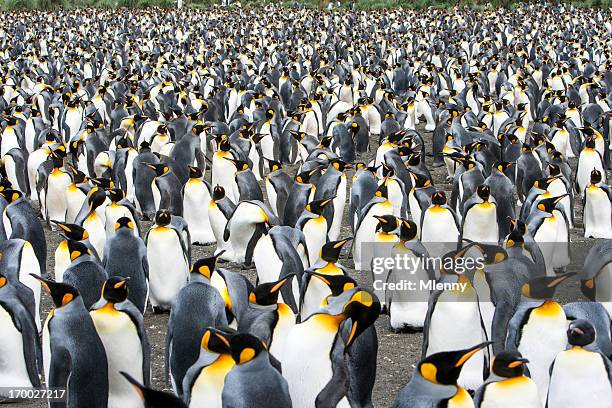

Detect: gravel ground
[12, 127, 608, 408]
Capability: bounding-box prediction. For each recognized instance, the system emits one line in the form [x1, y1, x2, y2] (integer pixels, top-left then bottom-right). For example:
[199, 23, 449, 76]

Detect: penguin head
[374, 183, 388, 199]
[216, 135, 231, 152]
[309, 272, 357, 297]
[521, 272, 576, 299]
[114, 216, 135, 232]
[0, 189, 23, 203]
[317, 136, 332, 149]
[495, 161, 513, 173]
[191, 124, 207, 136]
[191, 252, 223, 280]
[67, 240, 90, 261]
[102, 276, 130, 304]
[330, 159, 351, 172]
[491, 350, 529, 378]
[397, 219, 418, 242]
[476, 184, 491, 202]
[138, 141, 151, 152]
[69, 168, 88, 185]
[87, 188, 107, 212]
[154, 210, 172, 227]
[107, 188, 125, 203]
[505, 229, 525, 249]
[288, 130, 307, 141]
[53, 221, 89, 241]
[567, 319, 596, 347]
[584, 137, 596, 150]
[90, 177, 114, 190]
[248, 274, 295, 306]
[31, 274, 80, 308]
[509, 218, 527, 236]
[411, 171, 431, 189]
[320, 238, 352, 263]
[381, 163, 395, 178]
[547, 163, 561, 177]
[228, 333, 265, 365]
[431, 190, 447, 206]
[349, 121, 360, 135]
[144, 163, 169, 177]
[295, 170, 314, 184]
[224, 157, 250, 172]
[306, 197, 335, 215]
[374, 214, 400, 234]
[212, 185, 226, 201]
[120, 372, 187, 408]
[0, 272, 7, 289]
[417, 342, 492, 385]
[264, 158, 282, 172]
[0, 177, 12, 192]
[200, 327, 234, 354]
[536, 194, 568, 214]
[188, 166, 203, 179]
[339, 289, 381, 348]
[590, 169, 602, 185]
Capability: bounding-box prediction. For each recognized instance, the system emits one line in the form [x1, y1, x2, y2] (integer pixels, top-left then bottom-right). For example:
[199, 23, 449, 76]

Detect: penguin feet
[240, 263, 254, 270]
[380, 304, 389, 315]
[151, 306, 169, 315]
[391, 324, 423, 334]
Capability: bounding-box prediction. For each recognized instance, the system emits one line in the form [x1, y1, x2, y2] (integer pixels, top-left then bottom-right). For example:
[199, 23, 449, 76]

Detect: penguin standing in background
[43, 152, 72, 225]
[33, 275, 109, 408]
[105, 188, 140, 239]
[64, 167, 89, 224]
[211, 136, 238, 202]
[145, 162, 183, 216]
[223, 200, 277, 266]
[145, 210, 189, 313]
[407, 172, 434, 229]
[222, 333, 292, 408]
[103, 217, 149, 314]
[52, 221, 99, 282]
[349, 163, 378, 230]
[75, 187, 108, 258]
[393, 342, 492, 408]
[62, 240, 107, 309]
[264, 159, 292, 219]
[283, 288, 381, 408]
[283, 169, 318, 228]
[473, 350, 541, 408]
[166, 255, 228, 397]
[90, 276, 151, 408]
[386, 219, 433, 332]
[133, 141, 160, 220]
[484, 162, 515, 239]
[296, 197, 334, 266]
[0, 189, 47, 274]
[583, 169, 612, 238]
[314, 159, 350, 241]
[547, 319, 612, 408]
[419, 191, 460, 258]
[0, 272, 42, 395]
[182, 166, 215, 245]
[223, 158, 264, 202]
[208, 186, 236, 262]
[461, 184, 499, 244]
[576, 137, 606, 195]
[181, 328, 235, 408]
[121, 372, 187, 408]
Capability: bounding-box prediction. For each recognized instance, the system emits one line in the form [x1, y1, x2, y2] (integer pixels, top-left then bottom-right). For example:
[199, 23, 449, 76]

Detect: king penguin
[121, 372, 187, 408]
[420, 190, 460, 258]
[583, 169, 612, 238]
[90, 276, 151, 408]
[62, 240, 108, 309]
[182, 166, 215, 245]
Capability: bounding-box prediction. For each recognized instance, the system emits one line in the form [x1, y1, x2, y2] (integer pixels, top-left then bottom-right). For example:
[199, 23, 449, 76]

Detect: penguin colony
[0, 3, 610, 408]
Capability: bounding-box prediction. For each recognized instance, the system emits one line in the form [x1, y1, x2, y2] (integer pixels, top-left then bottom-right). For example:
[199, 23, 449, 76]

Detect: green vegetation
[0, 0, 609, 11]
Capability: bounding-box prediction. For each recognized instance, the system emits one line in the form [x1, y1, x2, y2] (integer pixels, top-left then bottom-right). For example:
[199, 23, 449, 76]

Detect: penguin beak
[508, 358, 529, 368]
[454, 341, 493, 368]
[342, 290, 381, 349]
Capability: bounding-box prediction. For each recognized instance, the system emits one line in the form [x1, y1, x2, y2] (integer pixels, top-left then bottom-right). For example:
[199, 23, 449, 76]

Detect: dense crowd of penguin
[0, 3, 611, 408]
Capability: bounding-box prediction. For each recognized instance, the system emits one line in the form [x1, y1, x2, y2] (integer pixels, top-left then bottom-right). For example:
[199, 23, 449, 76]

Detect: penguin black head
[224, 157, 250, 172]
[431, 190, 446, 206]
[114, 216, 135, 232]
[87, 188, 107, 212]
[248, 274, 294, 306]
[309, 272, 357, 297]
[91, 177, 114, 190]
[491, 350, 529, 378]
[584, 137, 596, 150]
[102, 276, 129, 304]
[397, 219, 418, 242]
[474, 243, 508, 265]
[67, 240, 90, 261]
[533, 176, 554, 190]
[567, 319, 596, 347]
[374, 183, 388, 199]
[536, 194, 568, 214]
[0, 189, 23, 203]
[288, 130, 307, 141]
[144, 163, 169, 177]
[374, 214, 400, 234]
[505, 229, 525, 249]
[340, 289, 381, 348]
[330, 159, 351, 172]
[120, 372, 187, 408]
[381, 163, 395, 178]
[590, 169, 602, 185]
[228, 333, 265, 365]
[509, 218, 527, 236]
[495, 161, 513, 173]
[155, 210, 172, 227]
[191, 251, 224, 280]
[306, 197, 335, 215]
[31, 274, 80, 308]
[0, 177, 12, 192]
[295, 170, 314, 184]
[108, 188, 125, 203]
[417, 342, 492, 385]
[547, 163, 561, 177]
[191, 124, 207, 136]
[188, 166, 203, 179]
[521, 272, 576, 299]
[320, 238, 352, 263]
[200, 327, 234, 354]
[349, 121, 360, 135]
[53, 221, 89, 241]
[476, 184, 491, 202]
[212, 185, 226, 201]
[217, 135, 231, 152]
[318, 136, 332, 149]
[69, 168, 88, 185]
[264, 158, 282, 172]
[139, 141, 151, 152]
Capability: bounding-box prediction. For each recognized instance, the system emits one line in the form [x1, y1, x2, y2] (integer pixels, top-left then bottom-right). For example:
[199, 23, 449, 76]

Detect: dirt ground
[13, 127, 607, 408]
